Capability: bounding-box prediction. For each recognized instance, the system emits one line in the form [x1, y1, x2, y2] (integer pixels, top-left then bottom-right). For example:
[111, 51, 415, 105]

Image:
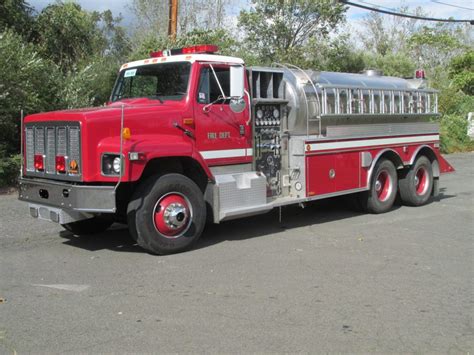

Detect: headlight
[102, 154, 122, 175]
[113, 157, 121, 174]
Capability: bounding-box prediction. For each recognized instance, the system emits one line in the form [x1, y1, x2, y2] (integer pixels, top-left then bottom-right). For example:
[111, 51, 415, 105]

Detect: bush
[440, 114, 474, 153]
[0, 154, 21, 187]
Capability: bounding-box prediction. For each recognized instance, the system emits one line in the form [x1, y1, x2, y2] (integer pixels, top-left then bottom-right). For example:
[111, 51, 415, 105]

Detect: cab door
[193, 62, 252, 166]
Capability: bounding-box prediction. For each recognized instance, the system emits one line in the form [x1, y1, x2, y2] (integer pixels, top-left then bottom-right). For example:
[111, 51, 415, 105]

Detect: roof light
[150, 44, 219, 58]
[415, 69, 425, 79]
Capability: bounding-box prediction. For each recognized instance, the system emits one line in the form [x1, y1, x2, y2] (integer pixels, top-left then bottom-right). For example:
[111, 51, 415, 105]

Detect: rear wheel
[127, 173, 206, 255]
[399, 156, 433, 206]
[358, 159, 398, 214]
[62, 216, 113, 235]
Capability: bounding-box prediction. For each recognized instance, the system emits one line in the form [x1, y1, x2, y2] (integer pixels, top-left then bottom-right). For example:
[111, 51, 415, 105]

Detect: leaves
[238, 0, 347, 65]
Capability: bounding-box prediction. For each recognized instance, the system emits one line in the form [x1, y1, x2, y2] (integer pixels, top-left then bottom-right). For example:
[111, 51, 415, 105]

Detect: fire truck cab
[19, 45, 454, 254]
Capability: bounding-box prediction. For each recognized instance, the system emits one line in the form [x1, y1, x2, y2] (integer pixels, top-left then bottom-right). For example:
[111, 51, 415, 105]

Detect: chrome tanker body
[251, 66, 438, 137]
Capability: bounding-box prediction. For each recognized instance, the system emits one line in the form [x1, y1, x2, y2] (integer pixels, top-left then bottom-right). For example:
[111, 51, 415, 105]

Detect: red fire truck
[18, 45, 454, 254]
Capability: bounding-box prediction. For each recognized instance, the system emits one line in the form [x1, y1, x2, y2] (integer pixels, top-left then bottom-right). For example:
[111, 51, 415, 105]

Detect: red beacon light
[415, 69, 426, 79]
[150, 44, 219, 58]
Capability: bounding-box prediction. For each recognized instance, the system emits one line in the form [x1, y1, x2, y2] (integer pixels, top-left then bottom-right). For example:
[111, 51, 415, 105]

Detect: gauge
[273, 109, 280, 118]
[256, 109, 263, 119]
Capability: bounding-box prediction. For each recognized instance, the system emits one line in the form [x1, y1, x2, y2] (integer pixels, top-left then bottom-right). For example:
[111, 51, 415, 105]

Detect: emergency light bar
[150, 45, 219, 58]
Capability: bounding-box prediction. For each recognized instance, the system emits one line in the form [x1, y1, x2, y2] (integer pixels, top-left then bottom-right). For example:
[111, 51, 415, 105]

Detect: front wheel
[358, 159, 398, 214]
[127, 174, 206, 255]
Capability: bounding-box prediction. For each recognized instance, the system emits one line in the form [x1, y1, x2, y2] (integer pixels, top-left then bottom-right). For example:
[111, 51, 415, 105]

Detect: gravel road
[0, 153, 473, 353]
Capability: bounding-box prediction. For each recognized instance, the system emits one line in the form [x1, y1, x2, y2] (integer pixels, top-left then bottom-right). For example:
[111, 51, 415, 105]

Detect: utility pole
[168, 0, 178, 41]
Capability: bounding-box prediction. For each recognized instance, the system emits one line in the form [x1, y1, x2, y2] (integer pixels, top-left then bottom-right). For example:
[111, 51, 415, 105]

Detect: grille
[24, 122, 82, 180]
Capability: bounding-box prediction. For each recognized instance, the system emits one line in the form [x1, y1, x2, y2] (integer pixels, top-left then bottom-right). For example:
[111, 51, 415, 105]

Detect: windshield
[111, 62, 191, 102]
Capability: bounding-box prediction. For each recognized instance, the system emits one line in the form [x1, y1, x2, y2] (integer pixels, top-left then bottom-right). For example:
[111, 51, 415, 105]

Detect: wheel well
[367, 149, 404, 186]
[140, 157, 209, 192]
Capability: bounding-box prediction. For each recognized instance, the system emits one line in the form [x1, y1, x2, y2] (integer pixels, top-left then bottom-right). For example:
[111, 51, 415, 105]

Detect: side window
[197, 66, 230, 104]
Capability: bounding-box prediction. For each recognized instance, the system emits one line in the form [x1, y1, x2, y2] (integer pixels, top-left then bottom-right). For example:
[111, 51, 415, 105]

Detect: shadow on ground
[59, 191, 456, 254]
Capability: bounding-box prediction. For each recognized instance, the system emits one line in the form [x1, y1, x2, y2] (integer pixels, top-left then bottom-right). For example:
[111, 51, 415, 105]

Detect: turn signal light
[34, 154, 44, 171]
[122, 127, 131, 140]
[55, 156, 66, 173]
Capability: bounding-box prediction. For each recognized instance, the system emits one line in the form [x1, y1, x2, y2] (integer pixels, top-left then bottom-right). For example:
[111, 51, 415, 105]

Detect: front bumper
[19, 177, 116, 214]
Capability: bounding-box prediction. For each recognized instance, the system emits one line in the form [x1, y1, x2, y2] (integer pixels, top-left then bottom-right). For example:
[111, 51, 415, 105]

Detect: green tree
[35, 2, 121, 72]
[362, 53, 416, 77]
[0, 0, 34, 37]
[448, 50, 474, 96]
[0, 30, 61, 185]
[238, 0, 346, 64]
[131, 28, 237, 60]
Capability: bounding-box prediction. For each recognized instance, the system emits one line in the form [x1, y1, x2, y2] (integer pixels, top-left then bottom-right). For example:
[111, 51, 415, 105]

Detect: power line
[340, 0, 474, 23]
[431, 0, 474, 11]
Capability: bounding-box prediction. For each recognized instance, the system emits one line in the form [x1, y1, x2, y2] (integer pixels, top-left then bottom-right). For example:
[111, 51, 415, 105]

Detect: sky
[28, 0, 473, 29]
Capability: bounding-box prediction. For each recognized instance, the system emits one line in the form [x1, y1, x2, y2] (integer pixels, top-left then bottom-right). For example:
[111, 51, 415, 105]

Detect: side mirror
[230, 65, 246, 113]
[230, 65, 245, 98]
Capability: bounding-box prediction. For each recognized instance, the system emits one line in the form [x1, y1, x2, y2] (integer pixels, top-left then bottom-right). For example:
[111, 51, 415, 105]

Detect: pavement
[0, 152, 473, 354]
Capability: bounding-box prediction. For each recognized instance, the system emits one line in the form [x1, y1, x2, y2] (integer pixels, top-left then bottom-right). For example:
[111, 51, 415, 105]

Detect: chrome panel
[326, 123, 439, 139]
[24, 121, 82, 181]
[25, 127, 34, 171]
[19, 177, 115, 212]
[28, 203, 93, 224]
[46, 127, 56, 173]
[214, 172, 267, 221]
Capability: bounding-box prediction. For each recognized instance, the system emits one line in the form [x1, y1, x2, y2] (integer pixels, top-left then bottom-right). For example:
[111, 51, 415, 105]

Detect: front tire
[399, 156, 433, 206]
[127, 174, 206, 255]
[358, 159, 398, 214]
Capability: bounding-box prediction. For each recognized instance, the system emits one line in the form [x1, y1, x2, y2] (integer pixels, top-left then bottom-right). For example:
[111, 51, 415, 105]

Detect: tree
[359, 7, 426, 56]
[129, 0, 232, 47]
[35, 2, 104, 71]
[238, 0, 346, 64]
[0, 0, 34, 38]
[448, 51, 474, 96]
[0, 30, 60, 155]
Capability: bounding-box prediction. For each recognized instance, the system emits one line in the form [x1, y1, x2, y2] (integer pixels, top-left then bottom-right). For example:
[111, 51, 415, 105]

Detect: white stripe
[307, 135, 439, 152]
[201, 148, 247, 159]
[246, 148, 253, 156]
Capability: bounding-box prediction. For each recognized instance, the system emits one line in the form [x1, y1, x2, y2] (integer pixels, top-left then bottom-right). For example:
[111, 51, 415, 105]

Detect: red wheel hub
[415, 167, 428, 195]
[153, 193, 191, 238]
[375, 170, 392, 202]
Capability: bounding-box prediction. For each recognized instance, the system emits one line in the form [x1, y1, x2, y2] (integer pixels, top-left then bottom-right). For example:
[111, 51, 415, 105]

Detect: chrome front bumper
[19, 177, 116, 216]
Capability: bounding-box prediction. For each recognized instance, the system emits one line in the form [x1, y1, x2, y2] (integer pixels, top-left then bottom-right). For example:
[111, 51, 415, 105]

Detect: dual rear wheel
[357, 155, 434, 214]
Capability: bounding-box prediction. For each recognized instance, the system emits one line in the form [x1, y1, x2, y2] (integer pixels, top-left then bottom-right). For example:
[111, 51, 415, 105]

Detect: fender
[366, 148, 403, 188]
[125, 134, 214, 182]
[409, 144, 455, 175]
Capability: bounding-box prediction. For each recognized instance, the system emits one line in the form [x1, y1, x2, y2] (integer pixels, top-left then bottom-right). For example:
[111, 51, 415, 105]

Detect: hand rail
[114, 104, 124, 192]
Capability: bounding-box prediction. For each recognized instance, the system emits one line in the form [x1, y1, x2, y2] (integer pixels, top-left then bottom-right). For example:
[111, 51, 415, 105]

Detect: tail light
[34, 154, 44, 171]
[55, 156, 66, 173]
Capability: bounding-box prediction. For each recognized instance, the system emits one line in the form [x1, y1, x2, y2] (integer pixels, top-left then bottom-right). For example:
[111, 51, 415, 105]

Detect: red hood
[23, 98, 194, 182]
[24, 98, 185, 124]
